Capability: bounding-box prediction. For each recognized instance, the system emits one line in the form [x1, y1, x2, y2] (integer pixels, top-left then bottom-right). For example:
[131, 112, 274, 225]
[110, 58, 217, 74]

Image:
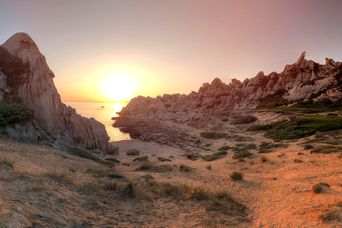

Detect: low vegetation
[272, 100, 342, 114]
[202, 150, 228, 161]
[233, 143, 257, 152]
[233, 150, 253, 160]
[135, 162, 173, 172]
[218, 145, 230, 151]
[0, 103, 33, 126]
[320, 202, 342, 223]
[310, 145, 342, 154]
[230, 171, 244, 181]
[304, 130, 342, 145]
[200, 132, 228, 139]
[258, 142, 288, 153]
[225, 134, 254, 142]
[249, 115, 342, 140]
[179, 164, 195, 172]
[303, 144, 314, 150]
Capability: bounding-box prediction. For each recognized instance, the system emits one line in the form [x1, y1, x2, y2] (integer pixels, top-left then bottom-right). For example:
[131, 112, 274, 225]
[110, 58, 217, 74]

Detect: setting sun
[101, 72, 137, 101]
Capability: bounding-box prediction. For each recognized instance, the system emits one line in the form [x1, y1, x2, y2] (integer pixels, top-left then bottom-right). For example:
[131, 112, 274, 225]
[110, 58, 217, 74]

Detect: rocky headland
[0, 33, 109, 152]
[114, 52, 342, 149]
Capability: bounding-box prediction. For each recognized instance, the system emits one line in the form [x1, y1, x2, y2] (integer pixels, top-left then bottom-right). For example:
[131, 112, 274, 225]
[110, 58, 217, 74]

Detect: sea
[65, 102, 131, 142]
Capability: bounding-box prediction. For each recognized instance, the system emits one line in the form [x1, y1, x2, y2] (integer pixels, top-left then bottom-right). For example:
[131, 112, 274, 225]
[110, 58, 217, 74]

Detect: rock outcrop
[0, 33, 109, 151]
[115, 52, 342, 131]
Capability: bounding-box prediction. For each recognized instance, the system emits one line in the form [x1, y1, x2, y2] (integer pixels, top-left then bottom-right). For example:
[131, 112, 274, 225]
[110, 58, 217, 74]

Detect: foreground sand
[0, 133, 341, 227]
[113, 138, 342, 227]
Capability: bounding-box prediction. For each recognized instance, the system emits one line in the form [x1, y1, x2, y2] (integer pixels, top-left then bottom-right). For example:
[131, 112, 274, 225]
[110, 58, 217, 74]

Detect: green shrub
[258, 142, 287, 153]
[249, 115, 342, 140]
[233, 143, 257, 151]
[310, 145, 342, 154]
[218, 145, 230, 151]
[272, 100, 342, 114]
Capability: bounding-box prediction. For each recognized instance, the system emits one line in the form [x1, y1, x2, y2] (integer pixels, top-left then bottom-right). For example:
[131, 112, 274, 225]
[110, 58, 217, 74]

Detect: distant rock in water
[0, 33, 109, 151]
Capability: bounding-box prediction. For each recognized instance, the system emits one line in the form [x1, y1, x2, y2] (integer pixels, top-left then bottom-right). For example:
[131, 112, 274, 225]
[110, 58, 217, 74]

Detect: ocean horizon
[65, 101, 130, 142]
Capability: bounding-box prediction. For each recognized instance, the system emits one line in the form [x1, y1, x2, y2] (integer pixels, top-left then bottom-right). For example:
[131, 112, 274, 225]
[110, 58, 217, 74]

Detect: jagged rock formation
[0, 33, 109, 151]
[115, 52, 342, 131]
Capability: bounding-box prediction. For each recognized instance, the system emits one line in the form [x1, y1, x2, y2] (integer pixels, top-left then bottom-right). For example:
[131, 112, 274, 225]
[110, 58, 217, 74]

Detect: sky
[1, 0, 342, 102]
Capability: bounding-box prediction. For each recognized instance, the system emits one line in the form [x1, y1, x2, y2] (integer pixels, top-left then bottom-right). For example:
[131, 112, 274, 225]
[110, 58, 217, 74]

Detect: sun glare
[101, 72, 137, 101]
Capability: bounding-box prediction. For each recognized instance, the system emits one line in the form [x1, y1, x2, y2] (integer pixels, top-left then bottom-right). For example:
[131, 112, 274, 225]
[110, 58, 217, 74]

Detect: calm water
[66, 102, 130, 142]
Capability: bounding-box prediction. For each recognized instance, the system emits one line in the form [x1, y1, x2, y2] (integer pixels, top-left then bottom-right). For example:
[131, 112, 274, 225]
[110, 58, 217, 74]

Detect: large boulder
[0, 33, 109, 151]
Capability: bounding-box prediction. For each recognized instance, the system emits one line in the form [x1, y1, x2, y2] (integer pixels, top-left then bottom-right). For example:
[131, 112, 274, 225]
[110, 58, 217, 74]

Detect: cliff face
[0, 33, 109, 151]
[116, 52, 342, 128]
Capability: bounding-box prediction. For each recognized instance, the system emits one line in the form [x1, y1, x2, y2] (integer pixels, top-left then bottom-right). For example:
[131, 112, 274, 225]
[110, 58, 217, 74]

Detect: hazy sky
[1, 0, 342, 102]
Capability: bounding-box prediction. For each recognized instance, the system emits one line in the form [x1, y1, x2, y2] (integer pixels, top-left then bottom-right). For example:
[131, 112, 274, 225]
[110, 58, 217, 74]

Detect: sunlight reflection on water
[65, 101, 130, 142]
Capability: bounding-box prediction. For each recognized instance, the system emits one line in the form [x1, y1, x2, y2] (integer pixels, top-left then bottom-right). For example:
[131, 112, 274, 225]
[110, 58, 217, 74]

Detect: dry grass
[45, 172, 73, 185]
[0, 158, 14, 169]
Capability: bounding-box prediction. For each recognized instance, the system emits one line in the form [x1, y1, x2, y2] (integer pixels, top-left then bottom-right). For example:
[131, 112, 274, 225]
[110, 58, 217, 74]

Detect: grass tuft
[0, 158, 14, 169]
[202, 150, 228, 161]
